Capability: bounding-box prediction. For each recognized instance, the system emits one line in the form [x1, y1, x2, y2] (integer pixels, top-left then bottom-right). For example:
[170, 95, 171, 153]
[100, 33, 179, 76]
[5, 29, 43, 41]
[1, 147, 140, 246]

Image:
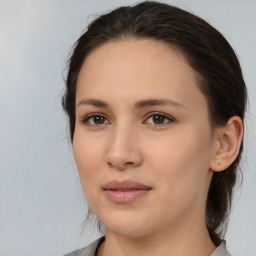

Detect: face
[73, 39, 218, 238]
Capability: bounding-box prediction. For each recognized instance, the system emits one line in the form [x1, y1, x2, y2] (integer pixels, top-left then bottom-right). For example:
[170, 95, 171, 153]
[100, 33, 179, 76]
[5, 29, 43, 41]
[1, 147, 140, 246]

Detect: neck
[97, 218, 216, 256]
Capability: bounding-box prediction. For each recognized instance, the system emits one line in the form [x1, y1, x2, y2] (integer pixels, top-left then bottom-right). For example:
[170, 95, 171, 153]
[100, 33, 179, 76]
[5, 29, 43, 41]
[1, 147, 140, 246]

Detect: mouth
[103, 180, 152, 204]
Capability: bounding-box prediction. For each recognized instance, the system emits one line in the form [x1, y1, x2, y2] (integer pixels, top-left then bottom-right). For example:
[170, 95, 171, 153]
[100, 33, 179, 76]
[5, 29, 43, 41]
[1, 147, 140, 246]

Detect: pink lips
[103, 180, 152, 204]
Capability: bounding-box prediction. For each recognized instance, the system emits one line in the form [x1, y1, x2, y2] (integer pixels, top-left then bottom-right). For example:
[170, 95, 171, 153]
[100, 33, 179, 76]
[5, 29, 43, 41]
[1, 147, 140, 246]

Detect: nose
[105, 126, 143, 171]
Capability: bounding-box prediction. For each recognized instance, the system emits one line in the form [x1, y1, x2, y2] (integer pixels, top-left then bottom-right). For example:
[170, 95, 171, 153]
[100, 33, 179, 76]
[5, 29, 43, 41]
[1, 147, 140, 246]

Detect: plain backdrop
[0, 0, 255, 255]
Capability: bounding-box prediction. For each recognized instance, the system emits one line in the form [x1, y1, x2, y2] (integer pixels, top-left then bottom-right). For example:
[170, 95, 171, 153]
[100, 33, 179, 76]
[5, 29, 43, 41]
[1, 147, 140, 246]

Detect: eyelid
[143, 111, 175, 125]
[80, 111, 175, 126]
[80, 112, 110, 125]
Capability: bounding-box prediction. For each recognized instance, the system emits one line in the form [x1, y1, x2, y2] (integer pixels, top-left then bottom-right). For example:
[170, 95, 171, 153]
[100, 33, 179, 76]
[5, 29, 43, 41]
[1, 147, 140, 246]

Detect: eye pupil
[94, 116, 105, 124]
[153, 115, 165, 124]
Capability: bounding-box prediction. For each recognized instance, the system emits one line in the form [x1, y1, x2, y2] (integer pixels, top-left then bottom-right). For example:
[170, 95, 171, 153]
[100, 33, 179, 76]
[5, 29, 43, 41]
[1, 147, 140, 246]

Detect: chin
[102, 212, 151, 238]
[107, 225, 149, 238]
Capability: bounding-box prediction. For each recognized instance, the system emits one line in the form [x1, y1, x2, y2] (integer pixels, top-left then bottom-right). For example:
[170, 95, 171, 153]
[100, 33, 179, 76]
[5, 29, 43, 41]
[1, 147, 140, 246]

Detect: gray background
[0, 0, 255, 255]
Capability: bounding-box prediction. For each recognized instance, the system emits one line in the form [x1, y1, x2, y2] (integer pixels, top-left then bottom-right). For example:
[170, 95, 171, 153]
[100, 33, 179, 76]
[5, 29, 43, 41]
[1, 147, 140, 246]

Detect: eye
[144, 112, 174, 126]
[81, 113, 109, 126]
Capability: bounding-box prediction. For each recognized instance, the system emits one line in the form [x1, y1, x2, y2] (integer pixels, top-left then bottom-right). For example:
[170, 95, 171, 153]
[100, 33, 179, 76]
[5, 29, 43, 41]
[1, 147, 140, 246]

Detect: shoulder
[211, 240, 231, 256]
[63, 237, 105, 256]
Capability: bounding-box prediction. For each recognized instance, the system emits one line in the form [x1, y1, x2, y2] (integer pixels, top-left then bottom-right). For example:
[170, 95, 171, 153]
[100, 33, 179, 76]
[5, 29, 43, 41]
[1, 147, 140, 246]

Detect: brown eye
[144, 112, 174, 126]
[81, 114, 109, 126]
[152, 115, 165, 124]
[93, 115, 106, 124]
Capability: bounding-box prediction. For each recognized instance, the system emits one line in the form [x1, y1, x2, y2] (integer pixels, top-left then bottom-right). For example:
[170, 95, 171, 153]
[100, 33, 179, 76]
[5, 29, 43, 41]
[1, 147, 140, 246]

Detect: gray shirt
[64, 237, 231, 256]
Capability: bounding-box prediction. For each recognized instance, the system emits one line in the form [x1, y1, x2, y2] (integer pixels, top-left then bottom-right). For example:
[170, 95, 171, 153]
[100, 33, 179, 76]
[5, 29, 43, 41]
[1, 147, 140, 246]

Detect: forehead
[76, 38, 207, 111]
[79, 39, 192, 81]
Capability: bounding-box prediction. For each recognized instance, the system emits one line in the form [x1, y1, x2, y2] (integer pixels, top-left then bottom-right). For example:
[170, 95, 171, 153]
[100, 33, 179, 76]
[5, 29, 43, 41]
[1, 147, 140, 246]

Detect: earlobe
[210, 116, 243, 172]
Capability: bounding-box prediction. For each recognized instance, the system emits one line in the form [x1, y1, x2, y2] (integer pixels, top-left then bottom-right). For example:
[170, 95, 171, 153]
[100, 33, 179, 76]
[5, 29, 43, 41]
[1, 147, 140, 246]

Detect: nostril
[107, 162, 113, 168]
[106, 161, 135, 170]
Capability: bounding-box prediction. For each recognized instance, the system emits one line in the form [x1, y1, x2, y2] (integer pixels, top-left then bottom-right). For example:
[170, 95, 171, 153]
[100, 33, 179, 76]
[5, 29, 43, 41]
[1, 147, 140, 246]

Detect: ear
[210, 116, 243, 172]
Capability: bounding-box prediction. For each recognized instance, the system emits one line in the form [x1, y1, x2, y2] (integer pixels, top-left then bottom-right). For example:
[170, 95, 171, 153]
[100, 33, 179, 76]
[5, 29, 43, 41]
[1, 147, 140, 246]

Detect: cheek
[72, 130, 105, 196]
[147, 126, 212, 202]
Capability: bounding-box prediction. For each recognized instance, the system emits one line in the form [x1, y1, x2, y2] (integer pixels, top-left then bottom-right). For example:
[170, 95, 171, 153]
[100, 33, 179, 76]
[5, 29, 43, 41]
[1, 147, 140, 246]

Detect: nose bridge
[105, 120, 142, 170]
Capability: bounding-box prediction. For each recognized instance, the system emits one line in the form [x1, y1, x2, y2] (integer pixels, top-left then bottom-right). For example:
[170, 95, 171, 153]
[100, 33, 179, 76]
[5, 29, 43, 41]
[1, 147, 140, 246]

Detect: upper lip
[103, 180, 152, 191]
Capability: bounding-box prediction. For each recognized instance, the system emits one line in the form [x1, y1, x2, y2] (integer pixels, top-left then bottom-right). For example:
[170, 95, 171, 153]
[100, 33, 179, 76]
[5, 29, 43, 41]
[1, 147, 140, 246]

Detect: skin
[73, 39, 243, 256]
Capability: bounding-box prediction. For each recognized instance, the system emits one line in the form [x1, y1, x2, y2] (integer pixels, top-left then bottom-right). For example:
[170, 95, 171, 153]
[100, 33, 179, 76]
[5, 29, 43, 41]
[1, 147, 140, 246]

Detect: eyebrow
[134, 98, 186, 109]
[77, 98, 186, 109]
[77, 99, 108, 108]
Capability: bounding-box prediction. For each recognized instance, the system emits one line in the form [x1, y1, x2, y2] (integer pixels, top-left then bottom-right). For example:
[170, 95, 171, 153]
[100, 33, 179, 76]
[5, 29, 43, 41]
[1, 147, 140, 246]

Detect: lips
[103, 180, 152, 190]
[103, 180, 152, 204]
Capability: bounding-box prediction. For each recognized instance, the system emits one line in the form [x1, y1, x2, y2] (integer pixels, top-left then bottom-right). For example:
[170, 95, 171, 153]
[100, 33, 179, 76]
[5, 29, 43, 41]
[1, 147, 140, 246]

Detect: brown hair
[62, 1, 247, 245]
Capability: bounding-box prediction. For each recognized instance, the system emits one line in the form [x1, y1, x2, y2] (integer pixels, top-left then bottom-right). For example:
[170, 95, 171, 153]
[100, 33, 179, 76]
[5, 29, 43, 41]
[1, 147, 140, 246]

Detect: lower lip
[104, 189, 151, 204]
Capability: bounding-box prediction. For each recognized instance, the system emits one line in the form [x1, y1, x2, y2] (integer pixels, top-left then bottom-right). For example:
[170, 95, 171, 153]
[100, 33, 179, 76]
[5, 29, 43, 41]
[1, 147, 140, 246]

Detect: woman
[62, 1, 247, 255]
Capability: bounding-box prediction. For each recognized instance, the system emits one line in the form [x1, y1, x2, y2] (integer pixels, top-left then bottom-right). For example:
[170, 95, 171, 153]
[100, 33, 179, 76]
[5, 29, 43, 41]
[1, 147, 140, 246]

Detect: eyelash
[144, 112, 175, 126]
[80, 112, 175, 127]
[81, 112, 109, 126]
